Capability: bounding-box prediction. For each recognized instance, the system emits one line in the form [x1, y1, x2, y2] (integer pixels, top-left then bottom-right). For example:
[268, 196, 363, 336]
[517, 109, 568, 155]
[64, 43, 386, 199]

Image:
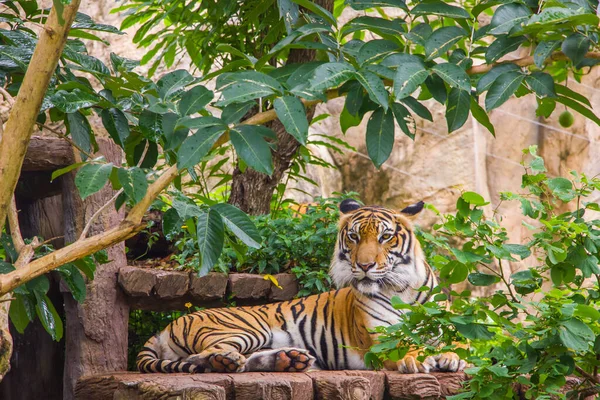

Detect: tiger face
[330, 199, 425, 295]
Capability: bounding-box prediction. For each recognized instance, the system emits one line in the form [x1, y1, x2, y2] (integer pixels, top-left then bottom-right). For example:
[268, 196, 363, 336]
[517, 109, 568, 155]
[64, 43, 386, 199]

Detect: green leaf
[176, 116, 227, 131]
[488, 3, 531, 36]
[431, 63, 470, 92]
[51, 89, 99, 113]
[468, 272, 500, 286]
[424, 26, 466, 60]
[211, 203, 262, 248]
[525, 72, 556, 98]
[534, 41, 559, 68]
[75, 163, 113, 200]
[470, 97, 495, 136]
[172, 198, 203, 221]
[291, 0, 336, 26]
[525, 7, 599, 34]
[219, 71, 284, 107]
[462, 191, 486, 205]
[356, 69, 389, 111]
[73, 257, 97, 280]
[58, 264, 86, 303]
[485, 71, 524, 111]
[555, 96, 600, 125]
[547, 177, 575, 202]
[342, 16, 405, 38]
[222, 102, 255, 125]
[177, 125, 227, 170]
[575, 304, 600, 320]
[308, 62, 356, 92]
[101, 108, 130, 148]
[157, 69, 194, 100]
[178, 85, 213, 116]
[9, 294, 33, 334]
[163, 208, 183, 237]
[555, 84, 591, 107]
[400, 97, 432, 122]
[560, 318, 594, 352]
[366, 108, 395, 168]
[485, 36, 526, 64]
[455, 322, 494, 340]
[391, 102, 414, 139]
[356, 39, 399, 66]
[412, 1, 470, 19]
[562, 33, 591, 67]
[274, 96, 309, 145]
[503, 244, 531, 259]
[476, 64, 520, 94]
[117, 167, 147, 204]
[446, 88, 470, 133]
[347, 0, 407, 11]
[393, 62, 428, 99]
[196, 209, 225, 276]
[35, 292, 63, 341]
[139, 110, 162, 142]
[66, 112, 92, 158]
[230, 125, 275, 175]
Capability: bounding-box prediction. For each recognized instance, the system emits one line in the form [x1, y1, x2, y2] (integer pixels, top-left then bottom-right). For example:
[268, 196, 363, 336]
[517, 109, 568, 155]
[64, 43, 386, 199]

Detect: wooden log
[22, 136, 75, 172]
[384, 372, 441, 399]
[310, 371, 371, 400]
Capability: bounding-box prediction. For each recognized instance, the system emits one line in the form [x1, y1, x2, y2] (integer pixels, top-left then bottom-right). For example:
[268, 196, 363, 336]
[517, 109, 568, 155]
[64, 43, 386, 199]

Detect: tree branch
[0, 0, 81, 230]
[8, 196, 25, 254]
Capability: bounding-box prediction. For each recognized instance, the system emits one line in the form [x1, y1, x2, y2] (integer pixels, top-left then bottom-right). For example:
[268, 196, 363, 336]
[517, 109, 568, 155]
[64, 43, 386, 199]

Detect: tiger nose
[357, 262, 376, 272]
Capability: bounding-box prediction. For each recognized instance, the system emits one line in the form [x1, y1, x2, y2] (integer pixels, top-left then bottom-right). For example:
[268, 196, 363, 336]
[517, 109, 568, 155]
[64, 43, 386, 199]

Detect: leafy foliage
[368, 147, 600, 399]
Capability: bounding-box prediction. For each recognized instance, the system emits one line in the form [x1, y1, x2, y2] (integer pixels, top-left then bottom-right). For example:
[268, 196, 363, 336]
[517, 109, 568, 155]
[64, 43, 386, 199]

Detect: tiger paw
[274, 348, 315, 372]
[397, 354, 437, 374]
[208, 351, 246, 373]
[433, 352, 467, 372]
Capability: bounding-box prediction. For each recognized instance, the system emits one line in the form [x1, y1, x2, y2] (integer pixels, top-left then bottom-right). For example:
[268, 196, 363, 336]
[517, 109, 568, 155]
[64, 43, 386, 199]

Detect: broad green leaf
[400, 97, 432, 121]
[468, 272, 500, 286]
[425, 75, 447, 104]
[51, 89, 99, 113]
[366, 108, 395, 168]
[172, 198, 203, 221]
[291, 0, 336, 26]
[356, 39, 399, 66]
[431, 63, 470, 92]
[525, 7, 599, 33]
[547, 177, 575, 202]
[163, 208, 183, 237]
[485, 35, 526, 64]
[175, 116, 226, 131]
[475, 64, 520, 94]
[403, 23, 432, 46]
[196, 209, 225, 276]
[342, 16, 405, 38]
[221, 101, 256, 125]
[503, 244, 531, 259]
[66, 112, 92, 159]
[485, 71, 524, 111]
[63, 48, 111, 76]
[218, 72, 284, 106]
[393, 62, 428, 99]
[9, 295, 34, 334]
[139, 110, 162, 142]
[278, 0, 299, 32]
[230, 125, 274, 175]
[57, 264, 86, 303]
[356, 69, 389, 111]
[534, 41, 559, 68]
[555, 84, 592, 107]
[525, 72, 556, 98]
[412, 1, 470, 19]
[212, 203, 262, 248]
[470, 97, 495, 136]
[308, 62, 356, 92]
[51, 162, 84, 181]
[455, 323, 494, 340]
[178, 85, 213, 116]
[35, 292, 63, 341]
[117, 167, 147, 204]
[73, 257, 97, 280]
[347, 0, 407, 11]
[177, 125, 228, 170]
[341, 106, 362, 134]
[559, 318, 594, 352]
[75, 163, 113, 200]
[345, 81, 365, 116]
[575, 304, 600, 320]
[446, 88, 470, 133]
[462, 191, 486, 205]
[424, 26, 466, 60]
[101, 108, 130, 147]
[157, 69, 194, 99]
[562, 33, 590, 67]
[488, 3, 531, 36]
[274, 96, 309, 145]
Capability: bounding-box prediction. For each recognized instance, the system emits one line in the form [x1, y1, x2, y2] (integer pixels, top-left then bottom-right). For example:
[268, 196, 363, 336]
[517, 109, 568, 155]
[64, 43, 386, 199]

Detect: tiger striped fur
[136, 199, 466, 374]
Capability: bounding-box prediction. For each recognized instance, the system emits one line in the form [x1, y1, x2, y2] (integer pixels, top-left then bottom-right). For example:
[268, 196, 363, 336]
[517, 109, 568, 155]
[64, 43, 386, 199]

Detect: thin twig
[576, 366, 600, 384]
[78, 189, 124, 241]
[35, 122, 94, 160]
[7, 196, 25, 254]
[0, 297, 15, 303]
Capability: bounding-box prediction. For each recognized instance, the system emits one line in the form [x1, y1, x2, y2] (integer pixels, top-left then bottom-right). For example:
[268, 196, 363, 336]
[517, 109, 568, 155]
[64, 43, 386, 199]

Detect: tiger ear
[400, 201, 424, 216]
[339, 199, 361, 214]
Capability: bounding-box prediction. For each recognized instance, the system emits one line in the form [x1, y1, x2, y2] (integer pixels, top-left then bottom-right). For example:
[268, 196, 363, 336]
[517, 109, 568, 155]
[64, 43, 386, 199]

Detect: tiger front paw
[397, 354, 437, 374]
[433, 352, 467, 372]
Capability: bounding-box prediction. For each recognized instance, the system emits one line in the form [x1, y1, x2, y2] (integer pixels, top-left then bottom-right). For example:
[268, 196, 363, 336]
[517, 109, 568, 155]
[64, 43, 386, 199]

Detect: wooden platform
[75, 371, 467, 400]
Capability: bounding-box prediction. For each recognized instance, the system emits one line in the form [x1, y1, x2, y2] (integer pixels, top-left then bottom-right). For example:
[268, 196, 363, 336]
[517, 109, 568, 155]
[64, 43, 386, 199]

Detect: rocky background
[64, 2, 600, 275]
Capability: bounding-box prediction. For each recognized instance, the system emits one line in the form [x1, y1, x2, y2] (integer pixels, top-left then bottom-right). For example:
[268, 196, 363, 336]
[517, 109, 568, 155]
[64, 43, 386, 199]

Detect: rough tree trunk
[62, 140, 130, 400]
[228, 1, 333, 215]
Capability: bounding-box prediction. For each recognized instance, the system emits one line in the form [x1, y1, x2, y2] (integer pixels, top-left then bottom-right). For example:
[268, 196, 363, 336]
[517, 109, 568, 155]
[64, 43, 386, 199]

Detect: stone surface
[269, 273, 299, 302]
[118, 266, 157, 297]
[308, 370, 385, 400]
[190, 273, 229, 301]
[384, 372, 441, 399]
[154, 270, 190, 300]
[228, 273, 272, 301]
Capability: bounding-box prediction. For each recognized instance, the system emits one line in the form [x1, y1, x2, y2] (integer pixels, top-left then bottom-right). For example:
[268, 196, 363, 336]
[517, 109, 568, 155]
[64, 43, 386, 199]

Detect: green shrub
[367, 146, 600, 399]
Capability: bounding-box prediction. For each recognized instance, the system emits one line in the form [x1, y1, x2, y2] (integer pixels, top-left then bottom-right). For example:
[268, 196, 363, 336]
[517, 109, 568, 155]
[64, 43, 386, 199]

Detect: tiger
[136, 199, 466, 374]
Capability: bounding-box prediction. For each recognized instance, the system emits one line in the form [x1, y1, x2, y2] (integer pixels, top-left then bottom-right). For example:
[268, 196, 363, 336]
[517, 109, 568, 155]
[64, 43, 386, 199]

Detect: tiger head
[330, 199, 427, 296]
